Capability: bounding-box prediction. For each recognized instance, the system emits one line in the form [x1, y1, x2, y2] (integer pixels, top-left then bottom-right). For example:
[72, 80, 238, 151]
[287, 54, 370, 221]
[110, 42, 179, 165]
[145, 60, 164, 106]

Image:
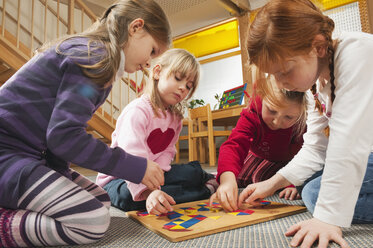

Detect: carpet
[50, 194, 373, 248]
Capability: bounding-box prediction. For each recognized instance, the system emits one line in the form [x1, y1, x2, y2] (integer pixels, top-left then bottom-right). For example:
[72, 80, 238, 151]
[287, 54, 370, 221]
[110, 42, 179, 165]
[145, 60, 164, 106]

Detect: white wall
[193, 48, 244, 111]
[179, 48, 244, 149]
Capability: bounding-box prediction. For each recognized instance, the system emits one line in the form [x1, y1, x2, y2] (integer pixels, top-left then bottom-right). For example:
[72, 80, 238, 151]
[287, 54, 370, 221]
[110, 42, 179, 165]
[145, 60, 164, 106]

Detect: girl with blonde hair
[0, 0, 171, 246]
[212, 78, 307, 211]
[97, 48, 216, 215]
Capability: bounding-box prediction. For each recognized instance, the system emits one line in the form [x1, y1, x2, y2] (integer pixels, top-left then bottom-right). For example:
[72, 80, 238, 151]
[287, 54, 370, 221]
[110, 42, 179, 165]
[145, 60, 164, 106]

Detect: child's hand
[146, 190, 176, 215]
[279, 187, 300, 200]
[210, 172, 238, 212]
[238, 181, 268, 208]
[142, 160, 164, 190]
[238, 174, 288, 208]
[285, 218, 349, 248]
[238, 174, 291, 207]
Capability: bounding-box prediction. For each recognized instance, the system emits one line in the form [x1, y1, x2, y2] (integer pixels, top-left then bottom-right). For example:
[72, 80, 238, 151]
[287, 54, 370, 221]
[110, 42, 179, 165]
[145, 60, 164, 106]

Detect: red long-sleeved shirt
[217, 97, 304, 182]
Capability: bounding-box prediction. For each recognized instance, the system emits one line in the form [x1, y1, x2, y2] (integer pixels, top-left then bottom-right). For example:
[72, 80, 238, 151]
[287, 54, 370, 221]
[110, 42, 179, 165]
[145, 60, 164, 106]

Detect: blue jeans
[301, 153, 373, 224]
[104, 161, 213, 212]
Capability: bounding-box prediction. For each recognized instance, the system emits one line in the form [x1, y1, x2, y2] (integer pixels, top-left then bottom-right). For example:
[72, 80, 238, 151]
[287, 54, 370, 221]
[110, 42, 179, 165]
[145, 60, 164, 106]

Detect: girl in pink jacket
[97, 49, 215, 215]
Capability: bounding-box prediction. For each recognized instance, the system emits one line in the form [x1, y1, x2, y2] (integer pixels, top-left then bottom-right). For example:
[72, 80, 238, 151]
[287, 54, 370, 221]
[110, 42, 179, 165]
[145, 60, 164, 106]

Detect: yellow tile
[209, 216, 221, 220]
[170, 225, 185, 230]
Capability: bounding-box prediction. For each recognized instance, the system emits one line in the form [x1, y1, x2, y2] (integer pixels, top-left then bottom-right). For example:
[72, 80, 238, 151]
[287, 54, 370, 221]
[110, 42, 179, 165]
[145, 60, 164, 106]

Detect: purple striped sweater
[0, 38, 146, 208]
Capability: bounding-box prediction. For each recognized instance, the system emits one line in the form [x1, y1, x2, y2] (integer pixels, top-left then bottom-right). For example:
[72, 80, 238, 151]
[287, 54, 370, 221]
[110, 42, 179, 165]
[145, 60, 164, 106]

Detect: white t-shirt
[278, 31, 373, 227]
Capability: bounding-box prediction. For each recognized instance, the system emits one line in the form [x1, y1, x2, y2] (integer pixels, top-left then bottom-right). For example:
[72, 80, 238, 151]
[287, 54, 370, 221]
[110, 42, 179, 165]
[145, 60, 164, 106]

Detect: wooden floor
[71, 150, 216, 177]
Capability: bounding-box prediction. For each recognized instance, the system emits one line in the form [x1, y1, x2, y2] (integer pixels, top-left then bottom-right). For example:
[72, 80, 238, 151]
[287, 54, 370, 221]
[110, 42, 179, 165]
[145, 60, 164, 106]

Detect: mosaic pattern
[136, 201, 264, 231]
[163, 214, 207, 231]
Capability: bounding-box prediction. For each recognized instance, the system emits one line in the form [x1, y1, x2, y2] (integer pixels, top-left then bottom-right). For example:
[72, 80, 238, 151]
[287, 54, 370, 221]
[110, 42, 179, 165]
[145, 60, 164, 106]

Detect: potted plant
[213, 93, 222, 110]
[188, 98, 205, 109]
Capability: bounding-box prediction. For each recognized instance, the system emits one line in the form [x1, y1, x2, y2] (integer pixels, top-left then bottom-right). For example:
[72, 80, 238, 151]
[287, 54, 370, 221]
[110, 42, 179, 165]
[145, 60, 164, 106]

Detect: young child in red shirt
[212, 79, 307, 211]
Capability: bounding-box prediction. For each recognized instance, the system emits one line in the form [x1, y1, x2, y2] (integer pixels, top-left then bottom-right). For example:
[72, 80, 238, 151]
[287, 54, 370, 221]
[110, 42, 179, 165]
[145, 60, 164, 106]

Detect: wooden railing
[0, 0, 145, 138]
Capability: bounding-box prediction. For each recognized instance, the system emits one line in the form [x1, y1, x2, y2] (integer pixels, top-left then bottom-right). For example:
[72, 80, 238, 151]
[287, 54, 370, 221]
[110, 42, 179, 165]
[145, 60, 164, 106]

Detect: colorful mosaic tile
[196, 204, 210, 211]
[163, 214, 207, 231]
[136, 211, 154, 217]
[208, 216, 221, 220]
[228, 209, 255, 216]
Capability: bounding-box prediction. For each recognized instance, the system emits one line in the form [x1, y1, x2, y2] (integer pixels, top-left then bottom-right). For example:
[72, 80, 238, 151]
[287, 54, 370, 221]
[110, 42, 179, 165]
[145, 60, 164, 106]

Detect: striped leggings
[236, 152, 288, 188]
[0, 166, 110, 247]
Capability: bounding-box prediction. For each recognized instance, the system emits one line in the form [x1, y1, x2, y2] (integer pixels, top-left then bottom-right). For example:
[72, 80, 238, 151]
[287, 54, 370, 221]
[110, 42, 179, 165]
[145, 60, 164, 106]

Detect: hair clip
[101, 4, 117, 21]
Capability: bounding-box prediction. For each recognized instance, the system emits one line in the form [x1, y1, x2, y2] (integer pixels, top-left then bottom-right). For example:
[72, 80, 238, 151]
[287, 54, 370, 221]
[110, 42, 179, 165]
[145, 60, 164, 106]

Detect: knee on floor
[70, 207, 111, 245]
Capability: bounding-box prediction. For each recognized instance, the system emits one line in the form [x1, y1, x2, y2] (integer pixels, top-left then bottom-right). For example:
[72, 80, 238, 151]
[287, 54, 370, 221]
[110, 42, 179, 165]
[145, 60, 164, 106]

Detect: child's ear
[153, 65, 162, 80]
[128, 18, 145, 35]
[312, 34, 327, 57]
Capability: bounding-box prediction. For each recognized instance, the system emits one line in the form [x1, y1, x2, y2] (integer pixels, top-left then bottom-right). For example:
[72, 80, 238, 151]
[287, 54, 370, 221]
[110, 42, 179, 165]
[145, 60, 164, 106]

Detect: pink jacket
[96, 95, 182, 201]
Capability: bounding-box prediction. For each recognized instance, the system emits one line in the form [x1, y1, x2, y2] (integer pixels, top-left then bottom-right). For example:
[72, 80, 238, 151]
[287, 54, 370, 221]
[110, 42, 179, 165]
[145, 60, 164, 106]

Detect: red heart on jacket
[147, 128, 175, 154]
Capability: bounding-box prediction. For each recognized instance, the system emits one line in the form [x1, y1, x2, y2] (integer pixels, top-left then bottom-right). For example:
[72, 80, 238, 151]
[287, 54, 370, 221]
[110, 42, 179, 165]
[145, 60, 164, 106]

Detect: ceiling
[82, 0, 233, 37]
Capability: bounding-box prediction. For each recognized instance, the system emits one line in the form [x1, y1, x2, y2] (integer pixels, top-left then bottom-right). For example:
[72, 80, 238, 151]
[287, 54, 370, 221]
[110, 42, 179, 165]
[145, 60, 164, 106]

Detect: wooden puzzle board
[127, 199, 306, 242]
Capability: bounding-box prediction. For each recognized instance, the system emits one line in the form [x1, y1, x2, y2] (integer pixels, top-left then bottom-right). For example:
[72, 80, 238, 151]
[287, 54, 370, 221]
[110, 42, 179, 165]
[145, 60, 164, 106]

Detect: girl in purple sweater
[0, 0, 170, 246]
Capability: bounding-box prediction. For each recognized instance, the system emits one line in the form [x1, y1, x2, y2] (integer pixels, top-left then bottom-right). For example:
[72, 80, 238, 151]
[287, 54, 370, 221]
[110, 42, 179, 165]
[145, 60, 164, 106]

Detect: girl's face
[153, 65, 194, 108]
[123, 19, 167, 73]
[266, 49, 326, 92]
[261, 98, 302, 130]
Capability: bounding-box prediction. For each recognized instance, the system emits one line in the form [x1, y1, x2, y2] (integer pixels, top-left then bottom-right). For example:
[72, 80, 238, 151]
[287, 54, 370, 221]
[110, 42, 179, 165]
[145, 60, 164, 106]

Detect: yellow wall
[173, 20, 239, 58]
[315, 0, 357, 10]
